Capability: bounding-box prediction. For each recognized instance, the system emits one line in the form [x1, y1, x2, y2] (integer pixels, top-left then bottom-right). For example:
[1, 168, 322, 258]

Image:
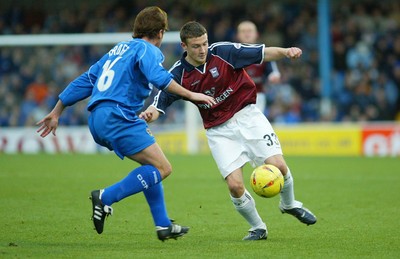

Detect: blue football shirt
[59, 39, 173, 113]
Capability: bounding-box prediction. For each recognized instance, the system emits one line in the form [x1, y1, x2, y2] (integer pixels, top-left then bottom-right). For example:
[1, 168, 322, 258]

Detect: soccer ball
[250, 164, 284, 198]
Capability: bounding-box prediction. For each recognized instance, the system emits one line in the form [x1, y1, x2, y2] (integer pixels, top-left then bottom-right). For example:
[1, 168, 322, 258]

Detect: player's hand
[285, 47, 302, 59]
[189, 92, 216, 106]
[139, 106, 160, 123]
[139, 110, 153, 122]
[36, 114, 59, 138]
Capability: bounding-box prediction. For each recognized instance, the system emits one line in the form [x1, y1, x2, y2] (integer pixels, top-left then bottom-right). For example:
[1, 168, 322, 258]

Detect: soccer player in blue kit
[36, 7, 215, 241]
[141, 21, 317, 241]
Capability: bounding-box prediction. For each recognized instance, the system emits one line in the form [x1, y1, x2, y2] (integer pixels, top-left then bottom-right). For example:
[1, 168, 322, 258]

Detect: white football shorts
[206, 104, 283, 179]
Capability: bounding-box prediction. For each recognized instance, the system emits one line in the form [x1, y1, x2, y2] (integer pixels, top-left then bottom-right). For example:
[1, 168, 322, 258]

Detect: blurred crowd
[0, 0, 399, 127]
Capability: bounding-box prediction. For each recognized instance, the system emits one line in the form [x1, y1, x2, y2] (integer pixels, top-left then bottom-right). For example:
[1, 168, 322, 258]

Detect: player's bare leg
[226, 168, 267, 240]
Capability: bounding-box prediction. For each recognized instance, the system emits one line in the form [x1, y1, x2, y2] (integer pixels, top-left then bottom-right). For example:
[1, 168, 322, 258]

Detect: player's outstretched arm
[36, 99, 65, 138]
[139, 105, 160, 123]
[166, 80, 216, 105]
[264, 47, 302, 61]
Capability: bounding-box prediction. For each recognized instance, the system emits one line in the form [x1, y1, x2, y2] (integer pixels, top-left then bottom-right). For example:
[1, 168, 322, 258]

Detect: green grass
[1, 154, 399, 258]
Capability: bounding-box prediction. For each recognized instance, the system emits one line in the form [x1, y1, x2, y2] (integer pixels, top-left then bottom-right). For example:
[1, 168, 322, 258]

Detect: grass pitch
[1, 154, 399, 258]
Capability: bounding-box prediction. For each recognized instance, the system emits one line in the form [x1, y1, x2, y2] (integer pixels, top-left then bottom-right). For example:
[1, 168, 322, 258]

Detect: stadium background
[0, 0, 399, 156]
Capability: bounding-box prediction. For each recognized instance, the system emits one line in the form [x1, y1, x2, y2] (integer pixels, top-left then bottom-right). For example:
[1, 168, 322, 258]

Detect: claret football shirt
[152, 42, 264, 129]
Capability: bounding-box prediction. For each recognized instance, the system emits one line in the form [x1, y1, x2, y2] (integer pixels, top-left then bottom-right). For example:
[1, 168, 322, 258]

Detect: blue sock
[143, 182, 171, 227]
[101, 165, 161, 206]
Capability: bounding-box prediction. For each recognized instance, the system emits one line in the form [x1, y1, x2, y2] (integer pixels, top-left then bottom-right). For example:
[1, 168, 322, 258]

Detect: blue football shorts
[88, 101, 155, 159]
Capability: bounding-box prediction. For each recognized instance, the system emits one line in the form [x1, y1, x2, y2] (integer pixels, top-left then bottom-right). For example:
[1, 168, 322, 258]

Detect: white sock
[230, 189, 266, 231]
[280, 168, 302, 209]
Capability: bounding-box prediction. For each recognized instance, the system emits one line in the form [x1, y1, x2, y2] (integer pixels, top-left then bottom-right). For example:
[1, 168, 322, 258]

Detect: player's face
[237, 23, 258, 44]
[181, 33, 208, 66]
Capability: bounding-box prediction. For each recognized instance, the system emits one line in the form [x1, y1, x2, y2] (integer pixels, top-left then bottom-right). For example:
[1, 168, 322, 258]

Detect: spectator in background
[25, 73, 49, 105]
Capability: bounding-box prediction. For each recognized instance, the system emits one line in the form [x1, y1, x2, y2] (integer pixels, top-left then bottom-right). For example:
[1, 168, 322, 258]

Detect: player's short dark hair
[133, 6, 168, 39]
[180, 21, 207, 44]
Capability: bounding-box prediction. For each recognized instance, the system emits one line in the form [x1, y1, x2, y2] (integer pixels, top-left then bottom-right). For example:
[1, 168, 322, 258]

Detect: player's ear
[180, 42, 187, 50]
[158, 29, 164, 39]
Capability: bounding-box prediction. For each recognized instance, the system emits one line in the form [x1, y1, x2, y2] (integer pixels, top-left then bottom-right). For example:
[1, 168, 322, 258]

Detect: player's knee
[158, 162, 172, 179]
[267, 162, 287, 176]
[275, 162, 288, 175]
[265, 156, 288, 175]
[227, 180, 245, 197]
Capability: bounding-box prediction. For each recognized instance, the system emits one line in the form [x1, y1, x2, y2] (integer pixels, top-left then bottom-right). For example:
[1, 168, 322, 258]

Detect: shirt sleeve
[210, 42, 265, 69]
[138, 44, 173, 90]
[151, 89, 181, 114]
[58, 63, 99, 106]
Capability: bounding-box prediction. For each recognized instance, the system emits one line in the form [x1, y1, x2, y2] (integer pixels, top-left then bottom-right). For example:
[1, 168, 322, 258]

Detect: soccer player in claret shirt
[141, 21, 316, 241]
[36, 8, 215, 241]
[236, 20, 281, 115]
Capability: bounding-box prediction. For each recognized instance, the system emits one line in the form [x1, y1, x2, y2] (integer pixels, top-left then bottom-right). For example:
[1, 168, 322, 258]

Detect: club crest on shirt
[204, 87, 215, 97]
[209, 67, 219, 78]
